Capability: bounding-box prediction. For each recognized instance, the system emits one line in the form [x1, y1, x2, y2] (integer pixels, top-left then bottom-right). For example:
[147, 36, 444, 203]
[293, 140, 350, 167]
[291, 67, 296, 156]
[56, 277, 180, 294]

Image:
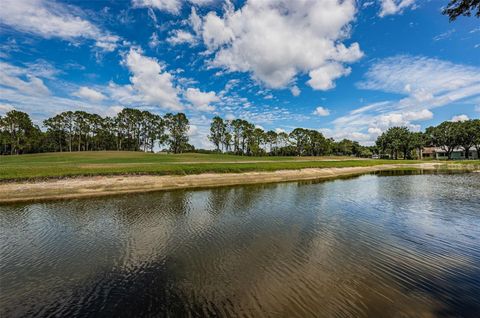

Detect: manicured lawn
[0, 151, 478, 181]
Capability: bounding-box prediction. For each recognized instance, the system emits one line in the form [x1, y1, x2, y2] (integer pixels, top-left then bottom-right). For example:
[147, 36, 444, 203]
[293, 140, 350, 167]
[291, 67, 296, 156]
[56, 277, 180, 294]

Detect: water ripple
[1, 172, 479, 317]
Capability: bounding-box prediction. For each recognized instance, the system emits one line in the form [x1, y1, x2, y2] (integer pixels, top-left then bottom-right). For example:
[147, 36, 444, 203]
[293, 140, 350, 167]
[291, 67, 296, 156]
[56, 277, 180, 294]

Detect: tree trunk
[464, 146, 470, 159]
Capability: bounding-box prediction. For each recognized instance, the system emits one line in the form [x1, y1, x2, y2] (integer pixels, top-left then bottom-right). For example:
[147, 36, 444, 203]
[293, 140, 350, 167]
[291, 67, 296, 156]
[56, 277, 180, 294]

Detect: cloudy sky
[0, 0, 479, 148]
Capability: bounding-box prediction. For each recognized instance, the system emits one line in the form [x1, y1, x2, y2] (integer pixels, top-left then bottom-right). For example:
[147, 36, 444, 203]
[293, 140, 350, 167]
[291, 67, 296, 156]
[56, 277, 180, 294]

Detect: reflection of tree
[3, 174, 480, 317]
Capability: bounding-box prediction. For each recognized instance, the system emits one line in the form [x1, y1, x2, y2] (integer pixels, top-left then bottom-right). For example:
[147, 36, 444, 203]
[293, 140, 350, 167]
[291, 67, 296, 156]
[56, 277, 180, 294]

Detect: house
[421, 147, 436, 159]
[421, 147, 478, 160]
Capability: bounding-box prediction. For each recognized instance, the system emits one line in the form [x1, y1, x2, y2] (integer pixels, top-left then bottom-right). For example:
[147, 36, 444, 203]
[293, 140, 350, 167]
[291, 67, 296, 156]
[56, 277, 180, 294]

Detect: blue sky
[0, 0, 479, 148]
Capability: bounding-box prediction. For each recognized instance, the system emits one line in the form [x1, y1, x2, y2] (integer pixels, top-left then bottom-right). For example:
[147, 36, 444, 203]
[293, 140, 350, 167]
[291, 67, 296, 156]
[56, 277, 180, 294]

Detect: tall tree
[289, 128, 308, 156]
[455, 120, 476, 159]
[164, 113, 190, 154]
[265, 130, 278, 155]
[0, 110, 38, 154]
[231, 119, 243, 154]
[43, 114, 65, 152]
[426, 122, 459, 160]
[209, 116, 226, 152]
[471, 119, 480, 158]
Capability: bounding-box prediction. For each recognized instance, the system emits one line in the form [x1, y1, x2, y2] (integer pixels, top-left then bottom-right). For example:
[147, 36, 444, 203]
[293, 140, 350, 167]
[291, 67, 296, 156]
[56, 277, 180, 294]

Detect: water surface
[1, 172, 480, 317]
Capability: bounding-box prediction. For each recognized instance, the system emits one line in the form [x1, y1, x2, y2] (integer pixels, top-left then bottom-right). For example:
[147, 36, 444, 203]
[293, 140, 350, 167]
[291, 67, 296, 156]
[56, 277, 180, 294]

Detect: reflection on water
[1, 172, 480, 317]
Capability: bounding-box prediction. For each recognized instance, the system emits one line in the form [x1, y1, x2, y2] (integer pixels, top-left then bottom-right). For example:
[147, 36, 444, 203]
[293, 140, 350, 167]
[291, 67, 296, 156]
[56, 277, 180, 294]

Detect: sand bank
[0, 163, 473, 204]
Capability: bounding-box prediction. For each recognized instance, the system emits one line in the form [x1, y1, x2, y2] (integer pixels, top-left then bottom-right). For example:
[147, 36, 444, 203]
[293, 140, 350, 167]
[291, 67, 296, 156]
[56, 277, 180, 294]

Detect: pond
[1, 172, 479, 317]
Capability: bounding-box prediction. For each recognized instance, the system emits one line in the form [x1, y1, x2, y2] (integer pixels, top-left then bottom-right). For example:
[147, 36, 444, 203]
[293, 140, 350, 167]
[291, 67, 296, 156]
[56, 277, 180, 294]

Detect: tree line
[375, 119, 480, 160]
[0, 109, 192, 155]
[208, 116, 372, 157]
[2, 108, 479, 160]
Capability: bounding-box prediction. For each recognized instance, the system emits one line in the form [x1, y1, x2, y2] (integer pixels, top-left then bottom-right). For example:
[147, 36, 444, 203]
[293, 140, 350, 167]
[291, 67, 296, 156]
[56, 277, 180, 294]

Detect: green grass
[0, 151, 478, 181]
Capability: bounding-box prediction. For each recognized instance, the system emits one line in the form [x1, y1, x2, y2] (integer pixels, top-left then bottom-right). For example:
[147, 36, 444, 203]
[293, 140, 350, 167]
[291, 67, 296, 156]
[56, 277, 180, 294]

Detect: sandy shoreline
[0, 163, 474, 204]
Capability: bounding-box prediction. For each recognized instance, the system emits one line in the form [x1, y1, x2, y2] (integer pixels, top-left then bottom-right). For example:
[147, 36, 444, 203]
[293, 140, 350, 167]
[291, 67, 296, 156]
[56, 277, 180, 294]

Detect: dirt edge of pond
[0, 163, 475, 204]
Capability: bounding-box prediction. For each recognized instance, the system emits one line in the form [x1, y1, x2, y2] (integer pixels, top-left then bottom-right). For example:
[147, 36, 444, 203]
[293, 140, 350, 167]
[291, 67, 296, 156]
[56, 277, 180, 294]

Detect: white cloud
[132, 0, 182, 14]
[185, 87, 219, 112]
[451, 114, 469, 122]
[0, 85, 111, 122]
[167, 30, 197, 45]
[329, 105, 435, 145]
[189, 0, 215, 5]
[188, 124, 198, 136]
[133, 0, 213, 14]
[0, 61, 50, 96]
[433, 29, 455, 41]
[363, 1, 375, 8]
[313, 106, 330, 117]
[187, 118, 212, 149]
[379, 0, 416, 17]
[200, 0, 362, 89]
[307, 63, 351, 90]
[358, 55, 480, 111]
[0, 0, 119, 51]
[0, 103, 14, 113]
[73, 87, 107, 102]
[106, 106, 124, 116]
[149, 32, 160, 48]
[0, 65, 123, 121]
[110, 48, 183, 111]
[189, 7, 202, 35]
[290, 85, 301, 97]
[202, 12, 234, 50]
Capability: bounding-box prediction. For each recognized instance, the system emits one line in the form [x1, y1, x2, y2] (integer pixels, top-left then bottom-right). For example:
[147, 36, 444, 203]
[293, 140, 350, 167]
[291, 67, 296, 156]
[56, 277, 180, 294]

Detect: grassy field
[1, 151, 478, 181]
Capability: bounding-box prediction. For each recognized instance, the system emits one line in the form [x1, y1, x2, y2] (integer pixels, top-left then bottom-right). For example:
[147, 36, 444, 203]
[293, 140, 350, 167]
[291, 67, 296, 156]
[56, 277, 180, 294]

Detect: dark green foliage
[0, 108, 181, 155]
[0, 110, 42, 155]
[377, 120, 480, 160]
[443, 0, 480, 21]
[208, 116, 371, 157]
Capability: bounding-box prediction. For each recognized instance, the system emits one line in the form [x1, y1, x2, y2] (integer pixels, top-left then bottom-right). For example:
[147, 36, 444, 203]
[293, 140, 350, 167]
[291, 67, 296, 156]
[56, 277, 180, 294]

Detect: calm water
[1, 172, 480, 317]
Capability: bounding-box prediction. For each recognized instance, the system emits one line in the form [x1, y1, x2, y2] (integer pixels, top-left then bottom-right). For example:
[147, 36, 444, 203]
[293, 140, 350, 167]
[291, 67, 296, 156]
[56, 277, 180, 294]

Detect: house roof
[422, 147, 478, 155]
[422, 147, 436, 154]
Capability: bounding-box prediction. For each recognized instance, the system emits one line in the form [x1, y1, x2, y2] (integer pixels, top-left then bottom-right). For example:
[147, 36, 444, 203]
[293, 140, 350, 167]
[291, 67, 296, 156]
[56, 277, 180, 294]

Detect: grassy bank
[1, 151, 479, 181]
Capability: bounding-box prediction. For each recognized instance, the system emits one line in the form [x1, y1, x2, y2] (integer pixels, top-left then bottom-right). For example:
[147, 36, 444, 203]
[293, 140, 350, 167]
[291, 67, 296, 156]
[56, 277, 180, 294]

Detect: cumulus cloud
[73, 87, 107, 102]
[451, 114, 469, 122]
[307, 63, 351, 90]
[199, 0, 362, 89]
[313, 106, 330, 116]
[184, 87, 219, 111]
[109, 48, 183, 111]
[0, 0, 119, 51]
[379, 0, 416, 17]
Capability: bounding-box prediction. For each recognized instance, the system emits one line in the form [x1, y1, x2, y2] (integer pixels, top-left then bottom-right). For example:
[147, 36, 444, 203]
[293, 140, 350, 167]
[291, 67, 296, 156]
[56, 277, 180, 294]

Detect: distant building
[420, 147, 478, 160]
